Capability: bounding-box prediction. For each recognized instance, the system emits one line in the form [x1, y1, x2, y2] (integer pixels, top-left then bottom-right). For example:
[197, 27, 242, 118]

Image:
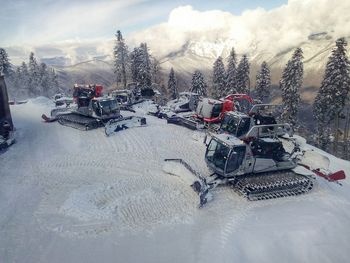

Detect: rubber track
[233, 171, 313, 201]
[57, 113, 102, 130]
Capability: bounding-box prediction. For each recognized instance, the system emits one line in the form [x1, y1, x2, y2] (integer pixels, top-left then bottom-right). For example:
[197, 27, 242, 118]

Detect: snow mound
[133, 100, 158, 115]
[28, 96, 53, 105]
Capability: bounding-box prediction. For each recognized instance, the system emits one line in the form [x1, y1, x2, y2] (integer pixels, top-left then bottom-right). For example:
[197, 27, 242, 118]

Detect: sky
[1, 0, 349, 65]
[0, 0, 287, 46]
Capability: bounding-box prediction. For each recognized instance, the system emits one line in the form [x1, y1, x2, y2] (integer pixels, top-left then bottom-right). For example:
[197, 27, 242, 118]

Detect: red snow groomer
[168, 93, 255, 130]
[42, 83, 122, 130]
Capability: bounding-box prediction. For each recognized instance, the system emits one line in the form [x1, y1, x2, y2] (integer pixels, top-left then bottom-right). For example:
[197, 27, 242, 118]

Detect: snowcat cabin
[205, 135, 246, 177]
[196, 98, 232, 123]
[220, 112, 252, 138]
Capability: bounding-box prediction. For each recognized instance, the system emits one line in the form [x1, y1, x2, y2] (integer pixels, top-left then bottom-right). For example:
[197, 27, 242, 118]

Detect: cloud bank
[5, 0, 350, 65]
[128, 0, 350, 58]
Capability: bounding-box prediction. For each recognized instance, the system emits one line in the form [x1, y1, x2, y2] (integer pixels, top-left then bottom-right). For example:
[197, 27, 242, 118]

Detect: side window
[206, 139, 217, 159]
[226, 146, 246, 173]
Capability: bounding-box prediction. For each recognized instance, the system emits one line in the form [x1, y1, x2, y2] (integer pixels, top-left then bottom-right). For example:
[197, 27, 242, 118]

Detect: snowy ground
[1, 98, 350, 263]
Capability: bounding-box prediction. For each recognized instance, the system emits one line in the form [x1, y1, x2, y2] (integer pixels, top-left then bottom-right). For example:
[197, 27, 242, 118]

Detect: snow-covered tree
[212, 56, 226, 99]
[113, 30, 128, 88]
[191, 70, 207, 96]
[314, 38, 350, 149]
[20, 62, 30, 95]
[130, 43, 152, 90]
[0, 48, 12, 77]
[280, 48, 303, 127]
[28, 52, 41, 96]
[39, 63, 49, 96]
[151, 57, 162, 86]
[226, 47, 237, 94]
[139, 43, 152, 89]
[255, 61, 271, 102]
[168, 68, 178, 99]
[236, 55, 250, 94]
[130, 47, 142, 84]
[49, 68, 60, 94]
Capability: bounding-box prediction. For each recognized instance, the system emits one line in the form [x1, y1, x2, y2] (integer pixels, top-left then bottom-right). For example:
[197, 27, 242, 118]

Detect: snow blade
[104, 116, 147, 136]
[163, 158, 212, 208]
[167, 116, 204, 130]
[41, 114, 57, 122]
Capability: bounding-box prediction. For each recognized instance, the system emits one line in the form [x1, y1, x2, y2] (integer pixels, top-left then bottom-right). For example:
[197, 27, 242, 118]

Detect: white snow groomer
[0, 75, 15, 150]
[164, 127, 346, 207]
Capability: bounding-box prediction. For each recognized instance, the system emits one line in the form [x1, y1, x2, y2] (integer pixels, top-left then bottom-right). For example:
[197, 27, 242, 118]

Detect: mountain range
[38, 31, 349, 104]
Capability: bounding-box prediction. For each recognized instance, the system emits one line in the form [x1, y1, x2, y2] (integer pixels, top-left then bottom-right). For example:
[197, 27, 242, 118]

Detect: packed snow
[1, 98, 350, 263]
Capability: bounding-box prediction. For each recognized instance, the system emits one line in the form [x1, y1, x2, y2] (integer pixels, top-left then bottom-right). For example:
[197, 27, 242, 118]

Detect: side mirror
[203, 134, 208, 146]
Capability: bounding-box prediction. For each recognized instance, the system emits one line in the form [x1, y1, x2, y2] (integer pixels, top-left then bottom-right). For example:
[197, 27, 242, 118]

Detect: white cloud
[128, 0, 350, 58]
[6, 0, 350, 65]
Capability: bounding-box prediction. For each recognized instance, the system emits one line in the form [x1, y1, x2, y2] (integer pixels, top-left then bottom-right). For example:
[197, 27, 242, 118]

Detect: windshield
[220, 115, 239, 135]
[205, 138, 231, 171]
[99, 100, 118, 110]
[211, 103, 223, 118]
[96, 99, 119, 115]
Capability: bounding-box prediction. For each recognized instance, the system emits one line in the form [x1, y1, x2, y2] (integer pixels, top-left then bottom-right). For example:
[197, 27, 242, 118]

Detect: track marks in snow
[37, 174, 198, 237]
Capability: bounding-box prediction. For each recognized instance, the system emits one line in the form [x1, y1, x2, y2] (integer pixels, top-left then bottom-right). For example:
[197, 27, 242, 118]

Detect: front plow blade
[163, 159, 212, 207]
[105, 116, 147, 136]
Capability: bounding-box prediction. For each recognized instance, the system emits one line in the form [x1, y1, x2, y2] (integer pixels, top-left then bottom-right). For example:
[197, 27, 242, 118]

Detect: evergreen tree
[0, 48, 12, 76]
[151, 57, 162, 86]
[39, 63, 49, 96]
[28, 52, 40, 96]
[168, 68, 178, 99]
[236, 55, 250, 94]
[314, 38, 350, 149]
[113, 30, 128, 88]
[130, 43, 152, 90]
[212, 56, 226, 99]
[139, 43, 152, 89]
[13, 67, 24, 97]
[280, 48, 303, 127]
[130, 47, 142, 83]
[226, 47, 237, 93]
[191, 70, 207, 96]
[49, 68, 60, 94]
[20, 62, 30, 96]
[255, 61, 271, 102]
